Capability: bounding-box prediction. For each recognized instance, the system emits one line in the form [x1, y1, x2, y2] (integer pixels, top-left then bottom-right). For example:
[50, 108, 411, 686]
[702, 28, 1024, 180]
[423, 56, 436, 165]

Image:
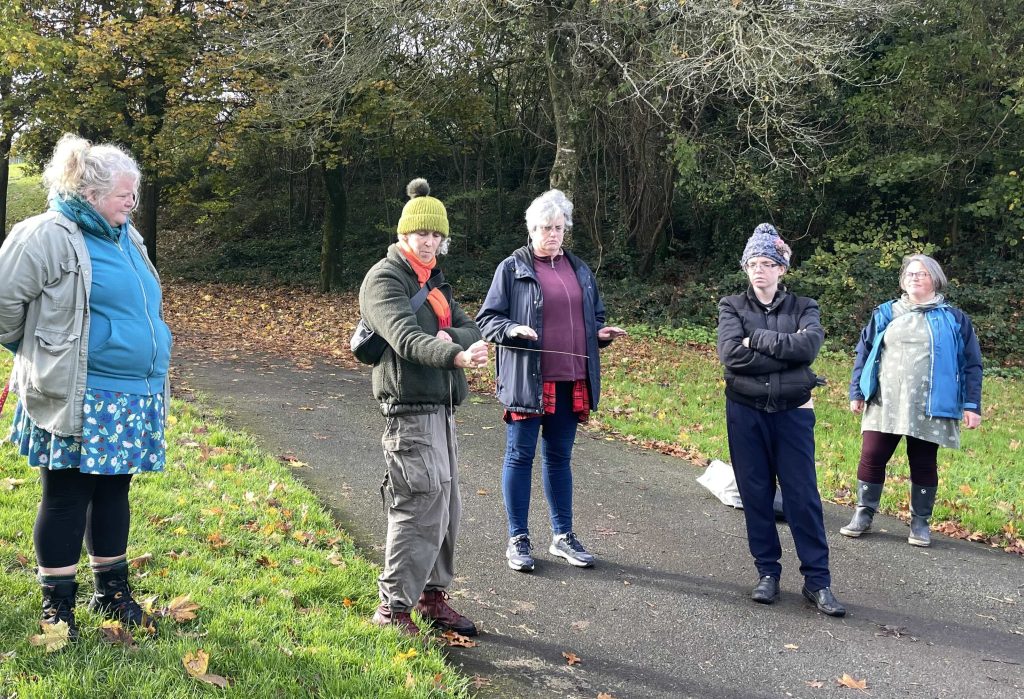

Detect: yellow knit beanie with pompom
[396, 178, 449, 237]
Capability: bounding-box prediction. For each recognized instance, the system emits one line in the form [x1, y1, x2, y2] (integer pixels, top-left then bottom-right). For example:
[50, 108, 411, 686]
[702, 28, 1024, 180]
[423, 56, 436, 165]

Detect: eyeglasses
[903, 271, 931, 279]
[745, 262, 780, 271]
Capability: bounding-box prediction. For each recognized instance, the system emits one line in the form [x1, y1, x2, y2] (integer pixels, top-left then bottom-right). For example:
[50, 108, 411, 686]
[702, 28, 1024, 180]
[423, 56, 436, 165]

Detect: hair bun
[406, 178, 430, 199]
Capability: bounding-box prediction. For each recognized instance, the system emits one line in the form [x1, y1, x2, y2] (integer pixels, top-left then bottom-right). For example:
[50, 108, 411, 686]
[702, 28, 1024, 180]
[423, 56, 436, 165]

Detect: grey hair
[900, 253, 947, 292]
[524, 189, 573, 233]
[42, 133, 141, 202]
[398, 231, 450, 256]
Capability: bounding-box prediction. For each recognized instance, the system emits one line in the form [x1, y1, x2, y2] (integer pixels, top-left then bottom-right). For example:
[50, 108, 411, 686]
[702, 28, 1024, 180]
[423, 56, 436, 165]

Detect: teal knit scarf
[50, 194, 128, 243]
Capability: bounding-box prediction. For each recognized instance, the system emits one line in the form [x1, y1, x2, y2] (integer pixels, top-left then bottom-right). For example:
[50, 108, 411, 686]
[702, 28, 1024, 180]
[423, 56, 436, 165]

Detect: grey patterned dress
[861, 294, 960, 448]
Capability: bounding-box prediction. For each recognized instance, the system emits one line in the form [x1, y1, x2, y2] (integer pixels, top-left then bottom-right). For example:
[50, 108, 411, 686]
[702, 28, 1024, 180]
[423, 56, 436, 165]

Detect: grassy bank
[161, 282, 1024, 552]
[595, 326, 1024, 551]
[0, 357, 469, 698]
[3, 164, 48, 236]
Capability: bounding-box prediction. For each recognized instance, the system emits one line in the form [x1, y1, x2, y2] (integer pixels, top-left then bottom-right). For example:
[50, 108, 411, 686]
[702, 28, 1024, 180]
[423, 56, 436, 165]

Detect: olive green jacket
[358, 244, 482, 416]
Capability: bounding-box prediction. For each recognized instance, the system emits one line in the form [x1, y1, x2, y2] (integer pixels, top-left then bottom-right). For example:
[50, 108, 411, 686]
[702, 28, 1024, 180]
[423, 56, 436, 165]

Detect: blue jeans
[502, 382, 579, 538]
[725, 399, 831, 591]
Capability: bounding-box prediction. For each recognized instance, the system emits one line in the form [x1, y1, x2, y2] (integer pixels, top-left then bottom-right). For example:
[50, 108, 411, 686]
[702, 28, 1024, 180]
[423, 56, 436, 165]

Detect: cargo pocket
[30, 328, 78, 400]
[382, 430, 440, 496]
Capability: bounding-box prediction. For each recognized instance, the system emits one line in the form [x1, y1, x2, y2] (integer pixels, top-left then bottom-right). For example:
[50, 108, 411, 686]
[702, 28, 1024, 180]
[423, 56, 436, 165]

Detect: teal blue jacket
[850, 300, 983, 419]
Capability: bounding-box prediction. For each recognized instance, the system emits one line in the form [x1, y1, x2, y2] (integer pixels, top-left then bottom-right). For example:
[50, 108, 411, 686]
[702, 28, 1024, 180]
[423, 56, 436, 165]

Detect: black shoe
[90, 561, 158, 636]
[751, 576, 780, 604]
[801, 585, 846, 617]
[40, 579, 80, 643]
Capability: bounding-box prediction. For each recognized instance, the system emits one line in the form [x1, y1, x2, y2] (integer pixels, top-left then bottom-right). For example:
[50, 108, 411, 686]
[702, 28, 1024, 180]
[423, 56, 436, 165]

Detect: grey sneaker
[549, 532, 595, 568]
[506, 534, 535, 572]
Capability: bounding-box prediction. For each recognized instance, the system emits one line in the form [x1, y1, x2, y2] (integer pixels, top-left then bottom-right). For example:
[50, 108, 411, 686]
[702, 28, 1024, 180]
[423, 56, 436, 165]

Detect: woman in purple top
[477, 190, 626, 572]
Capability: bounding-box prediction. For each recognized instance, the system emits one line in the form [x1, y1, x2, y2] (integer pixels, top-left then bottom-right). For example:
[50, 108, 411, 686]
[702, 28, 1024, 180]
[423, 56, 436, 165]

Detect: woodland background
[2, 0, 1023, 363]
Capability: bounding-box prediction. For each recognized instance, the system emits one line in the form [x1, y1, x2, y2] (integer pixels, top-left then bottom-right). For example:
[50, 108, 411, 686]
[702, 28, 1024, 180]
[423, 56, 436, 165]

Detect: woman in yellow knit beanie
[359, 178, 488, 636]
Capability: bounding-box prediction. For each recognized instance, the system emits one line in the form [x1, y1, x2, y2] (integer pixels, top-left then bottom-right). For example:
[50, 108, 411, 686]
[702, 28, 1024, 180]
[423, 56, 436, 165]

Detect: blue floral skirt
[7, 389, 166, 474]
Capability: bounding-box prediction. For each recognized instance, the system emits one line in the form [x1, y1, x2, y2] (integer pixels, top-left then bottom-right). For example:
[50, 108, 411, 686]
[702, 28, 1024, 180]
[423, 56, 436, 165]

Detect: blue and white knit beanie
[740, 223, 792, 269]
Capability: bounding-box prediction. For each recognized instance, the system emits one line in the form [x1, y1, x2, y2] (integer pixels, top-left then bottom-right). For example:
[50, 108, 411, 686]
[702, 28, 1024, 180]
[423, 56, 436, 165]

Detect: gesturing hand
[598, 326, 628, 341]
[508, 325, 538, 341]
[850, 400, 864, 414]
[455, 340, 489, 369]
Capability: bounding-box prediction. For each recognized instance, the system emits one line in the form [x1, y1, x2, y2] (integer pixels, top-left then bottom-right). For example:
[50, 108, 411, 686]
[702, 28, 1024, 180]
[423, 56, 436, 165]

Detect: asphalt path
[173, 351, 1024, 699]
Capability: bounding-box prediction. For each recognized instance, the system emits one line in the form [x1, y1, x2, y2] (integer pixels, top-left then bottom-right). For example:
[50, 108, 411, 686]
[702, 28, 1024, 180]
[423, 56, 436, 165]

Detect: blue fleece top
[82, 230, 172, 395]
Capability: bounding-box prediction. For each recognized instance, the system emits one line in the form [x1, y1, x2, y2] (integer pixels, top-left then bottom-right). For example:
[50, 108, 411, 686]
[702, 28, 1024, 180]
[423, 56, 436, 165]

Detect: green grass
[594, 326, 1024, 545]
[4, 164, 48, 236]
[0, 358, 469, 698]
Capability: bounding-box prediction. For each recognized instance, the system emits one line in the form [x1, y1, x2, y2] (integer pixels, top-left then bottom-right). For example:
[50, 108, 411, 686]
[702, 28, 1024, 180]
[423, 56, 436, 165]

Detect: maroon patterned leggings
[857, 430, 939, 487]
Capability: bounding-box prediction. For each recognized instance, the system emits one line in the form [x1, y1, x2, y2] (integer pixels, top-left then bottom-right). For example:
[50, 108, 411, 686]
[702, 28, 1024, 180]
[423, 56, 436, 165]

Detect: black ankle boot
[40, 578, 80, 642]
[89, 560, 157, 636]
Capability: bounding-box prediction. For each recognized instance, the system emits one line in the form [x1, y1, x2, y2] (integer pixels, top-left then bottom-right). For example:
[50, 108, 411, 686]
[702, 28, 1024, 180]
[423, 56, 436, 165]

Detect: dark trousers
[502, 382, 578, 538]
[857, 431, 939, 487]
[725, 400, 831, 590]
[34, 469, 133, 568]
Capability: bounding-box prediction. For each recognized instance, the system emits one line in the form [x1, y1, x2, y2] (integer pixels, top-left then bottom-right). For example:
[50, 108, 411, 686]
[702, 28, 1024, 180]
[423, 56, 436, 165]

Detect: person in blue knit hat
[716, 223, 845, 617]
[0, 134, 171, 641]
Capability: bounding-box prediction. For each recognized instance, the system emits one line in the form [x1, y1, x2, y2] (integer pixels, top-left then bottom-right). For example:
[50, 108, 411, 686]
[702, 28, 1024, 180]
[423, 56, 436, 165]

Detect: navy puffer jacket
[717, 287, 824, 413]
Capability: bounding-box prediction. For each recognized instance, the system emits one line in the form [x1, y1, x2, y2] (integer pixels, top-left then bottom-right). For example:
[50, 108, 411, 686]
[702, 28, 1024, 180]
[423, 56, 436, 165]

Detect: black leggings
[856, 430, 939, 487]
[34, 469, 133, 568]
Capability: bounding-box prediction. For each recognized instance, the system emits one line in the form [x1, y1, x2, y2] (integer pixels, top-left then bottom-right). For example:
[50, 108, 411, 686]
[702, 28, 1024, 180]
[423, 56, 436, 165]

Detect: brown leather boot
[371, 603, 420, 635]
[415, 590, 478, 636]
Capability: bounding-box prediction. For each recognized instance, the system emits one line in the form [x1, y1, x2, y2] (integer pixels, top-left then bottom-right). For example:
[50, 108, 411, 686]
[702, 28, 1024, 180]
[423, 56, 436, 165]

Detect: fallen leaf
[784, 643, 799, 650]
[256, 555, 277, 568]
[597, 693, 616, 699]
[476, 489, 490, 496]
[99, 620, 137, 648]
[29, 621, 70, 653]
[837, 673, 867, 690]
[563, 651, 581, 666]
[129, 553, 154, 569]
[1, 478, 26, 491]
[165, 595, 200, 622]
[396, 648, 418, 662]
[342, 598, 353, 607]
[805, 680, 825, 688]
[875, 624, 912, 639]
[441, 630, 477, 647]
[472, 676, 492, 689]
[182, 649, 231, 688]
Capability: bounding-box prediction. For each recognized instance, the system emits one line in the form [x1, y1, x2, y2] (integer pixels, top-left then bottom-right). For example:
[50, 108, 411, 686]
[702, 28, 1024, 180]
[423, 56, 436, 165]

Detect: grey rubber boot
[908, 484, 938, 547]
[839, 480, 884, 537]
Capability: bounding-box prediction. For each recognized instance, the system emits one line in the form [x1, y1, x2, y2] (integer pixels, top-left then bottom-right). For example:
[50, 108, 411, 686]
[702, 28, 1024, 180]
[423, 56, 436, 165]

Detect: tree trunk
[545, 2, 579, 197]
[319, 162, 347, 292]
[0, 130, 11, 245]
[139, 175, 159, 265]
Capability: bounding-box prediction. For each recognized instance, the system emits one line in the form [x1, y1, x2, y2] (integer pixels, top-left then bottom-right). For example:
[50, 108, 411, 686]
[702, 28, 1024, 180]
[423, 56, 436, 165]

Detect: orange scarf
[399, 243, 451, 329]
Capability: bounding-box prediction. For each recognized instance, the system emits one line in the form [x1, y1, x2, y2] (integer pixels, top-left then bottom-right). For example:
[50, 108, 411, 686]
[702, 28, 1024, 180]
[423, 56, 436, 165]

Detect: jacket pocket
[88, 316, 163, 379]
[30, 327, 78, 400]
[382, 429, 442, 495]
[41, 260, 80, 311]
